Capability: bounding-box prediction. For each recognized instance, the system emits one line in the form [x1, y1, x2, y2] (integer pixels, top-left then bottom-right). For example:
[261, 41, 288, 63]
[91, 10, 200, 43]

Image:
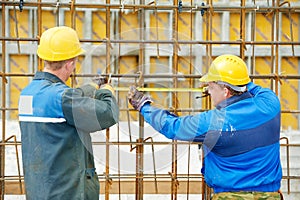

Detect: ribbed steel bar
[2, 36, 300, 46]
[117, 6, 122, 198]
[0, 1, 7, 199]
[1, 141, 300, 148]
[105, 0, 111, 198]
[1, 1, 300, 13]
[37, 0, 43, 71]
[187, 0, 194, 197]
[136, 1, 146, 198]
[1, 173, 300, 182]
[3, 107, 300, 114]
[171, 0, 180, 198]
[240, 0, 246, 59]
[2, 141, 300, 147]
[274, 0, 280, 94]
[5, 72, 300, 80]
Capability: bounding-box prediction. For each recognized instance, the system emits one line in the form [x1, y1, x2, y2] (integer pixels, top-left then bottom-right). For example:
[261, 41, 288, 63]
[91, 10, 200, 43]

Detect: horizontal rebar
[0, 1, 300, 13]
[3, 106, 300, 114]
[1, 37, 300, 45]
[3, 73, 300, 80]
[1, 142, 300, 147]
[1, 174, 300, 182]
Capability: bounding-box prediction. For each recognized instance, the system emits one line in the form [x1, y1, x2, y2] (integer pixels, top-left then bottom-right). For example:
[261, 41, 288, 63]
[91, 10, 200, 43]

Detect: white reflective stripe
[19, 116, 66, 123]
[19, 95, 33, 115]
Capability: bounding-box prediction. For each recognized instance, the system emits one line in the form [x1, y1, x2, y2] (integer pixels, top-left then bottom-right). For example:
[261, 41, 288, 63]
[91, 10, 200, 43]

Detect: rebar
[1, 1, 300, 199]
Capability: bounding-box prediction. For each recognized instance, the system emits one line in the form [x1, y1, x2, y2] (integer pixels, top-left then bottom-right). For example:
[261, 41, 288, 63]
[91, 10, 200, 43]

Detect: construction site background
[1, 0, 300, 199]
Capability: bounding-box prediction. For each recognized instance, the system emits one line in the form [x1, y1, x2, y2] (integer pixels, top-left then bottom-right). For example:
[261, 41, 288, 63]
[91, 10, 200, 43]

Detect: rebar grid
[1, 0, 300, 200]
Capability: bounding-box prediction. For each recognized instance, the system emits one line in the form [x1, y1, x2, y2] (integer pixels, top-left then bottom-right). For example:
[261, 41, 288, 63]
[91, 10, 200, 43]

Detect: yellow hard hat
[200, 54, 250, 86]
[37, 26, 85, 61]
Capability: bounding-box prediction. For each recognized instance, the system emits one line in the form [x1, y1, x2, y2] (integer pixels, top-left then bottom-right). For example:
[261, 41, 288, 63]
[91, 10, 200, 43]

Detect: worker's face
[207, 82, 228, 106]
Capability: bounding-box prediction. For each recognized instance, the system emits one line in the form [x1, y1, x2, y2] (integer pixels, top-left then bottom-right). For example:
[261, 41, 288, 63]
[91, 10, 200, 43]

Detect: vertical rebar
[136, 137, 144, 200]
[136, 0, 146, 198]
[117, 7, 122, 198]
[171, 0, 180, 198]
[0, 143, 2, 200]
[70, 0, 76, 29]
[54, 0, 60, 24]
[37, 0, 43, 71]
[202, 0, 213, 199]
[240, 0, 246, 59]
[105, 0, 112, 199]
[206, 0, 213, 62]
[250, 2, 257, 79]
[70, 0, 77, 88]
[187, 0, 194, 197]
[274, 0, 280, 95]
[12, 0, 21, 54]
[1, 1, 7, 199]
[203, 0, 213, 111]
[270, 0, 275, 91]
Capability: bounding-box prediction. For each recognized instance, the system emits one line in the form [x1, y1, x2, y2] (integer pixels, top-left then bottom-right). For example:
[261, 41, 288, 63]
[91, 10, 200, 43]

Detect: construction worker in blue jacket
[128, 55, 283, 200]
[18, 26, 119, 200]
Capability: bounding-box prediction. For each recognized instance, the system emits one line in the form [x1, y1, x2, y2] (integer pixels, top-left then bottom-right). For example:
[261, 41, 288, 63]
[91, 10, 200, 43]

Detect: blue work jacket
[140, 82, 282, 193]
[18, 72, 119, 200]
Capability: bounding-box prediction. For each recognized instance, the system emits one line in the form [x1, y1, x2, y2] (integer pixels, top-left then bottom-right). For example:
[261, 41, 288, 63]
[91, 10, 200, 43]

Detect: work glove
[92, 75, 115, 95]
[92, 75, 108, 88]
[128, 86, 152, 111]
[81, 76, 114, 97]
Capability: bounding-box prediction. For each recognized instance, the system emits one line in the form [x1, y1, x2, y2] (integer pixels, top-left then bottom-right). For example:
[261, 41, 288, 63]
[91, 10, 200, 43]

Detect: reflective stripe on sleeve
[19, 116, 66, 123]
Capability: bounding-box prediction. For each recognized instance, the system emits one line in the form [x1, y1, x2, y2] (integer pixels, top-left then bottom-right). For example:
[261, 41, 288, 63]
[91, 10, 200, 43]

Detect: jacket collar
[34, 71, 64, 84]
[216, 91, 253, 110]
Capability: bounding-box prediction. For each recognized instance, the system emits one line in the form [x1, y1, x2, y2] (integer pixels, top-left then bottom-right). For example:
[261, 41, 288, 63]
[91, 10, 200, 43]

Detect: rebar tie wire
[103, 172, 113, 186]
[19, 0, 24, 12]
[54, 0, 60, 14]
[0, 72, 8, 84]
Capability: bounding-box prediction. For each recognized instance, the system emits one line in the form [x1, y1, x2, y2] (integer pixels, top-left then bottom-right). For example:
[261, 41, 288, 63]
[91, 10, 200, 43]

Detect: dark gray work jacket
[18, 72, 119, 200]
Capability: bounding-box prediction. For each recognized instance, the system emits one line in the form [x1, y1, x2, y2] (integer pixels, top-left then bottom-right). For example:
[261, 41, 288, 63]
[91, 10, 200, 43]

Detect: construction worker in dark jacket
[128, 55, 282, 200]
[18, 26, 119, 200]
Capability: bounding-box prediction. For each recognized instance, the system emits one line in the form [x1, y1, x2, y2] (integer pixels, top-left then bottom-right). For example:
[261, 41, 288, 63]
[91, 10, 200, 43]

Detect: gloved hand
[100, 84, 115, 96]
[128, 86, 152, 111]
[92, 75, 108, 88]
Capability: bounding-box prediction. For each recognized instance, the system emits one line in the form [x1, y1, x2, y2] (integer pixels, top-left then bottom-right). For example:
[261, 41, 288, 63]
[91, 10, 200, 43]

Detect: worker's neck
[43, 68, 67, 83]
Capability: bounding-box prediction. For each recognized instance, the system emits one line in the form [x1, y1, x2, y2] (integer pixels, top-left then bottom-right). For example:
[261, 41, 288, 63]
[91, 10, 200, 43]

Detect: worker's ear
[224, 87, 231, 97]
[65, 59, 75, 72]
